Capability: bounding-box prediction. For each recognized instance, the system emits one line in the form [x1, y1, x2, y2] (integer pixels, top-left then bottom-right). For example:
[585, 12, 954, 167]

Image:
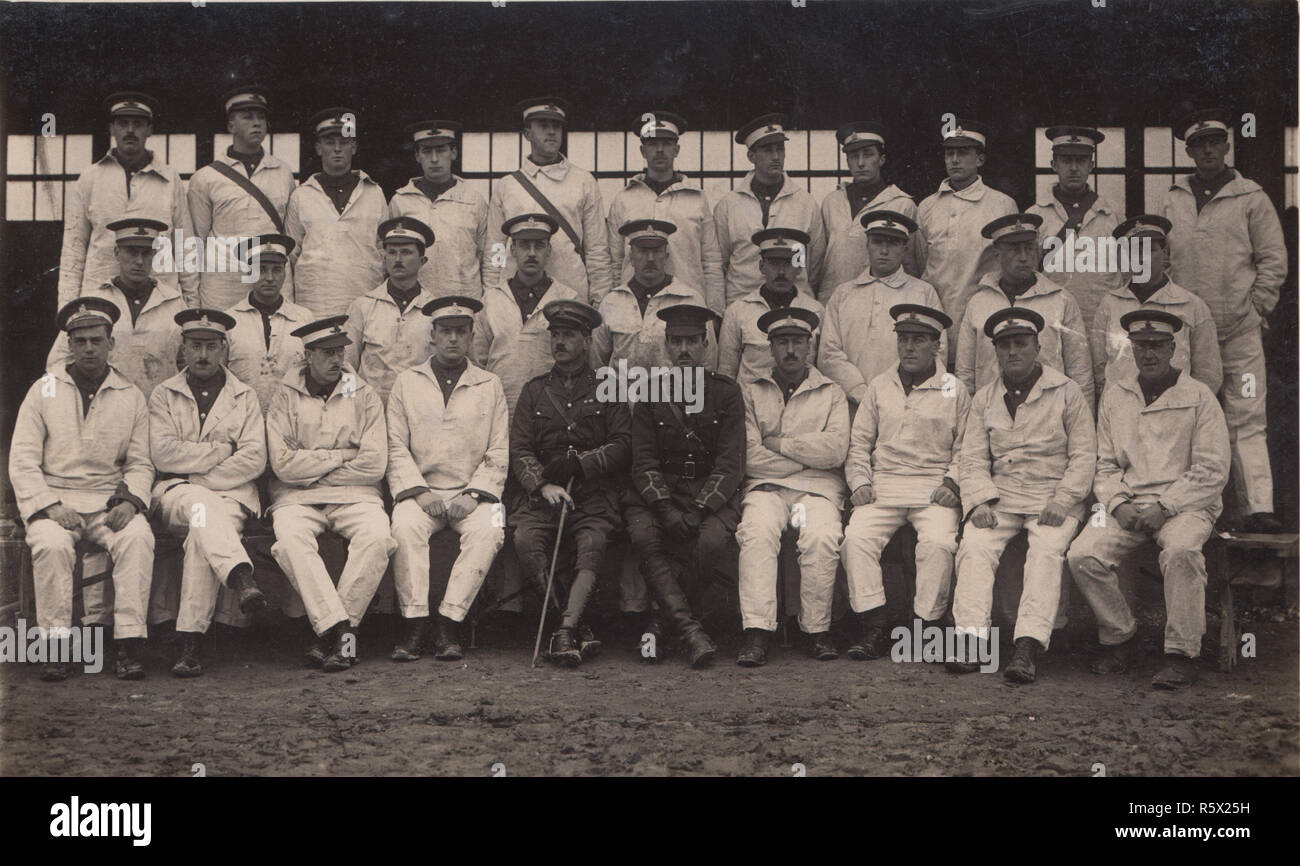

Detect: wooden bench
[1206, 531, 1299, 672]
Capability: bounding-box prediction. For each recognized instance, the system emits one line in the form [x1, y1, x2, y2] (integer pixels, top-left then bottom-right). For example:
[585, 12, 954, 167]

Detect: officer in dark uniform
[511, 299, 632, 667]
[626, 303, 745, 668]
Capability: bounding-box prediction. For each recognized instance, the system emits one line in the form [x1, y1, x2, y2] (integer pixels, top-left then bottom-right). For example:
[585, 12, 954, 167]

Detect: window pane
[166, 134, 196, 174]
[595, 130, 625, 175]
[809, 130, 839, 171]
[35, 179, 63, 220]
[1144, 174, 1172, 213]
[34, 136, 63, 174]
[702, 176, 732, 201]
[1144, 128, 1171, 167]
[597, 178, 622, 214]
[1096, 127, 1124, 168]
[701, 131, 732, 176]
[675, 131, 701, 174]
[1097, 174, 1125, 216]
[269, 133, 299, 174]
[7, 180, 33, 220]
[785, 130, 808, 173]
[1034, 127, 1052, 168]
[7, 135, 34, 176]
[65, 135, 94, 173]
[461, 131, 490, 173]
[1036, 174, 1054, 203]
[490, 132, 519, 173]
[567, 132, 595, 170]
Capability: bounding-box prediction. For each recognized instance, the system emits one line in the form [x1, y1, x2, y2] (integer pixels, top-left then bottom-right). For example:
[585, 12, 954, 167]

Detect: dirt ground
[2, 597, 1297, 777]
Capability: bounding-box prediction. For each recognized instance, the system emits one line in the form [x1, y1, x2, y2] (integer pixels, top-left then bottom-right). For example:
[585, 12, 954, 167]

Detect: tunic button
[567, 402, 572, 408]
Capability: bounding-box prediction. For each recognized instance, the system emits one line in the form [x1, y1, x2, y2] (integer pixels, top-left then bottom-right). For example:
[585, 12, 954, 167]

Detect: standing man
[224, 233, 313, 412]
[387, 297, 508, 662]
[714, 113, 826, 305]
[484, 97, 613, 304]
[956, 213, 1094, 403]
[718, 228, 823, 385]
[1159, 109, 1287, 532]
[343, 216, 438, 403]
[735, 307, 850, 666]
[819, 122, 917, 299]
[286, 108, 388, 317]
[471, 213, 581, 419]
[48, 218, 185, 400]
[187, 87, 297, 311]
[913, 119, 1017, 365]
[1028, 126, 1122, 329]
[606, 111, 725, 315]
[267, 315, 395, 672]
[1069, 310, 1230, 690]
[593, 218, 716, 372]
[1091, 215, 1221, 395]
[626, 304, 745, 668]
[58, 91, 195, 309]
[817, 211, 947, 409]
[951, 308, 1095, 684]
[841, 304, 966, 660]
[12, 298, 155, 681]
[389, 120, 490, 298]
[511, 300, 631, 668]
[149, 309, 268, 677]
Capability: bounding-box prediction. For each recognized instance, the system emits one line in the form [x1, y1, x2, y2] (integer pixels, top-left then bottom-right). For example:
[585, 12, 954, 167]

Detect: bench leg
[1219, 580, 1236, 673]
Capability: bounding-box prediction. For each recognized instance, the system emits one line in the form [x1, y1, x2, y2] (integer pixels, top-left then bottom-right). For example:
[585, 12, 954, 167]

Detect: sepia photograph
[0, 0, 1296, 839]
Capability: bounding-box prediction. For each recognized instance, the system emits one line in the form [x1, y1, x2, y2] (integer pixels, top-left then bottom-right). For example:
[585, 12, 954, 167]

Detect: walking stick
[531, 477, 575, 668]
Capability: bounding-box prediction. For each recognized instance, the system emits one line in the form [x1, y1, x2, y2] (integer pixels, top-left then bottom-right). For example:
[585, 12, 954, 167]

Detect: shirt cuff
[462, 488, 499, 504]
[393, 486, 430, 504]
[106, 483, 147, 515]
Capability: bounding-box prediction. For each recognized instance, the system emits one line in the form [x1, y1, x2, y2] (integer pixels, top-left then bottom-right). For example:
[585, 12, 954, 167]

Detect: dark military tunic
[510, 364, 631, 577]
[625, 369, 746, 602]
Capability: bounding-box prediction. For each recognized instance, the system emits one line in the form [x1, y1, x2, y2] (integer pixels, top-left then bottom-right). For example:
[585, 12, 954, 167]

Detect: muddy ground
[2, 595, 1296, 777]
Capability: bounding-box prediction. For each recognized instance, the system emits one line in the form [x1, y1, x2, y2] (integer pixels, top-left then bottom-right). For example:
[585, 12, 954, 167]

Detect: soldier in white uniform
[1091, 215, 1221, 395]
[913, 119, 1017, 365]
[388, 296, 509, 662]
[606, 111, 725, 314]
[286, 108, 387, 316]
[483, 97, 613, 304]
[223, 233, 313, 412]
[735, 307, 850, 666]
[817, 211, 947, 410]
[714, 113, 827, 305]
[343, 216, 438, 403]
[1069, 310, 1231, 690]
[1027, 126, 1122, 329]
[718, 228, 823, 385]
[58, 91, 195, 309]
[266, 316, 395, 672]
[593, 218, 717, 372]
[389, 120, 490, 299]
[951, 307, 1095, 684]
[841, 304, 966, 660]
[48, 218, 185, 401]
[187, 87, 297, 311]
[149, 309, 268, 677]
[471, 214, 581, 419]
[818, 122, 918, 299]
[12, 298, 155, 681]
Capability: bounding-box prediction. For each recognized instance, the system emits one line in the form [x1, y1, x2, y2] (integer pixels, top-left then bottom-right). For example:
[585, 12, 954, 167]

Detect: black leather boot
[846, 608, 889, 660]
[433, 615, 464, 661]
[548, 627, 583, 668]
[323, 624, 358, 672]
[171, 632, 203, 678]
[115, 638, 146, 680]
[643, 555, 714, 668]
[809, 631, 838, 660]
[736, 628, 771, 667]
[390, 616, 428, 662]
[1004, 637, 1041, 684]
[226, 563, 267, 614]
[305, 629, 334, 668]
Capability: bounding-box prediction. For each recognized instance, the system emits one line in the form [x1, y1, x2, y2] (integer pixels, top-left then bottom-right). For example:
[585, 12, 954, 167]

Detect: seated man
[388, 296, 509, 661]
[736, 307, 850, 666]
[952, 307, 1095, 684]
[626, 304, 744, 668]
[149, 309, 268, 677]
[1068, 310, 1230, 690]
[511, 300, 631, 668]
[841, 304, 966, 659]
[266, 315, 396, 671]
[11, 298, 155, 681]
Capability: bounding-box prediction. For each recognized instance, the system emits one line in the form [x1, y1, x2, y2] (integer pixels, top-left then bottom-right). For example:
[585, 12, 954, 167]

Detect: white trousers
[26, 511, 154, 638]
[390, 499, 504, 621]
[271, 502, 396, 635]
[737, 487, 843, 633]
[159, 485, 250, 635]
[841, 503, 958, 620]
[953, 511, 1079, 649]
